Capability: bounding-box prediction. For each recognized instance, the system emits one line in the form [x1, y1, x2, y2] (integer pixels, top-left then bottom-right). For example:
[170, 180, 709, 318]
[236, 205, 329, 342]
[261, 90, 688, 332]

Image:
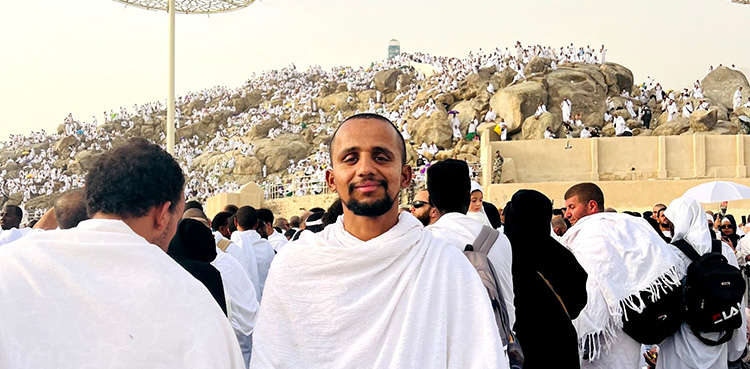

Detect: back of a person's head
[228, 214, 237, 233]
[54, 188, 88, 229]
[211, 211, 232, 232]
[184, 200, 203, 212]
[427, 159, 470, 214]
[235, 206, 259, 230]
[483, 201, 502, 229]
[304, 211, 326, 233]
[85, 138, 184, 218]
[257, 208, 274, 226]
[563, 182, 604, 211]
[290, 216, 300, 228]
[182, 208, 210, 228]
[224, 204, 239, 215]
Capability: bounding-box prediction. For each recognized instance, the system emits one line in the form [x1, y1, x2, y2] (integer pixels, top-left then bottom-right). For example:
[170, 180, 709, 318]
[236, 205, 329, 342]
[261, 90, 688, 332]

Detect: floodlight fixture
[112, 0, 257, 154]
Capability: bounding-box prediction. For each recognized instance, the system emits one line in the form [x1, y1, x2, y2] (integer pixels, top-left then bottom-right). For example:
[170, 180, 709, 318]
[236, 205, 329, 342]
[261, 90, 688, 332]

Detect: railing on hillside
[263, 174, 329, 200]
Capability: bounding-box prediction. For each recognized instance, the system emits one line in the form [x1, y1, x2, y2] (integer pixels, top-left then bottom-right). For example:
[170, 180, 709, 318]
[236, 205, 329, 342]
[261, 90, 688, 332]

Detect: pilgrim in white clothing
[250, 213, 508, 369]
[0, 219, 245, 369]
[563, 213, 684, 368]
[658, 197, 747, 369]
[231, 230, 275, 300]
[428, 212, 515, 327]
[216, 231, 261, 299]
[213, 250, 259, 367]
[267, 229, 288, 252]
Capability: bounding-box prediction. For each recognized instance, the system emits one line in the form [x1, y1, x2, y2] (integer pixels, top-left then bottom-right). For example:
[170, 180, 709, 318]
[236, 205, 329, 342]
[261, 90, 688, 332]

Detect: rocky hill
[2, 50, 748, 218]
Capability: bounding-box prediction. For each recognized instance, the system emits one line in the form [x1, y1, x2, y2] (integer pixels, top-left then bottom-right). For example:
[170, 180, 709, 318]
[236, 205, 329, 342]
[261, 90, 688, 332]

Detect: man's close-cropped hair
[563, 182, 604, 210]
[85, 138, 185, 218]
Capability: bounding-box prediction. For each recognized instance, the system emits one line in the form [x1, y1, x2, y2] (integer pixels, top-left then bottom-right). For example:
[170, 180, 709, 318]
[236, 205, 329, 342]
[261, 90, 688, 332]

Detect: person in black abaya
[168, 218, 227, 315]
[504, 190, 588, 369]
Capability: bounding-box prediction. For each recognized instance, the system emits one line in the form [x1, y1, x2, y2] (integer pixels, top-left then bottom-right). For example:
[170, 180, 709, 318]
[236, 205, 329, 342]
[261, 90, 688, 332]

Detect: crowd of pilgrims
[3, 113, 750, 368]
[5, 41, 726, 219]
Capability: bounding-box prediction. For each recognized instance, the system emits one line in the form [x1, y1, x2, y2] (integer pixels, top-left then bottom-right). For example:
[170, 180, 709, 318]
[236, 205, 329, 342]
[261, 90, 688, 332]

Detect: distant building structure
[388, 39, 401, 60]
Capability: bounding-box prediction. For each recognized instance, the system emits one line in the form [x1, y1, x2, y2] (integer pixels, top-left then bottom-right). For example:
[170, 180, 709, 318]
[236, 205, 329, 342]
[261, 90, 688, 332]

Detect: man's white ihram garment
[562, 213, 684, 369]
[231, 230, 275, 300]
[427, 212, 516, 328]
[250, 212, 508, 369]
[230, 230, 269, 299]
[267, 229, 288, 252]
[658, 197, 747, 369]
[0, 219, 244, 369]
[213, 251, 260, 368]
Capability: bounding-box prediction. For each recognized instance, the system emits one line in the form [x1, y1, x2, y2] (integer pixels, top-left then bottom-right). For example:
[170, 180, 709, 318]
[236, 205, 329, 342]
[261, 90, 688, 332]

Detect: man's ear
[153, 201, 172, 231]
[588, 200, 599, 213]
[400, 165, 413, 189]
[325, 169, 336, 192]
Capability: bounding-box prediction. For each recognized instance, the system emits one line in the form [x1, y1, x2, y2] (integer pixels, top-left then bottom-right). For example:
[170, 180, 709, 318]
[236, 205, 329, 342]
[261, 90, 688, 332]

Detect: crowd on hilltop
[3, 116, 750, 369]
[3, 41, 740, 220]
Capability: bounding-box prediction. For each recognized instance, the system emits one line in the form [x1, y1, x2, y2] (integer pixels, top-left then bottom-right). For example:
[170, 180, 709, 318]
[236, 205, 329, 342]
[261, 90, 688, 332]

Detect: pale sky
[1, 0, 748, 140]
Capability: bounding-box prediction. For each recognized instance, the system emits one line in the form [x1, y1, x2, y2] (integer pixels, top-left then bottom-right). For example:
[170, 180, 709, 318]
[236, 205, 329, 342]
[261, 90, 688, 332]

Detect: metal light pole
[111, 0, 257, 155]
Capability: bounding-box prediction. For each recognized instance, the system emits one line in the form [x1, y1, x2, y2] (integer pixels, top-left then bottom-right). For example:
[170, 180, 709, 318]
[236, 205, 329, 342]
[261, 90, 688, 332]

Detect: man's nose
[355, 156, 377, 176]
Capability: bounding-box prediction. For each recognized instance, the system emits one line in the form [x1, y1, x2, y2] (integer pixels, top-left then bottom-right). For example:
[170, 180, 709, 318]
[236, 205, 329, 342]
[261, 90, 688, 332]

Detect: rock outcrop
[702, 66, 750, 110]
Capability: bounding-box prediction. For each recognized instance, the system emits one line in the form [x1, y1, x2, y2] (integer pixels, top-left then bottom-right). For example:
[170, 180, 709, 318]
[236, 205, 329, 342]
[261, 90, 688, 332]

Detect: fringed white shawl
[562, 213, 684, 361]
[250, 212, 508, 369]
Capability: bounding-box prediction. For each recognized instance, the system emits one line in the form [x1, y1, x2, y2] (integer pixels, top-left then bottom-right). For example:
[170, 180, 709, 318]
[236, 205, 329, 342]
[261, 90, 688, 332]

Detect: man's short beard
[345, 181, 397, 217]
[415, 211, 431, 226]
[346, 197, 395, 217]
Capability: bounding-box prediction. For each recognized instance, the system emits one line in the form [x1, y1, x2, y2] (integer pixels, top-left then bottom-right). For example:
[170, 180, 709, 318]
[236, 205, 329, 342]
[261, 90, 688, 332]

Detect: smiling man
[250, 113, 507, 369]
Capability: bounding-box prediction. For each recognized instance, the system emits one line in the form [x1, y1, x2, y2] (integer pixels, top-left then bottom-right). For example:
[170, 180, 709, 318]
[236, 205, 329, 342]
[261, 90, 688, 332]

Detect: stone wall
[486, 179, 750, 216]
[480, 134, 750, 185]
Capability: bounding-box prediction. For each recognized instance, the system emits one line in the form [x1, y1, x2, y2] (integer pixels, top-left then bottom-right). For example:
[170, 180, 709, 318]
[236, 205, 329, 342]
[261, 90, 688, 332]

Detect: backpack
[672, 239, 746, 346]
[464, 226, 523, 369]
[620, 279, 684, 345]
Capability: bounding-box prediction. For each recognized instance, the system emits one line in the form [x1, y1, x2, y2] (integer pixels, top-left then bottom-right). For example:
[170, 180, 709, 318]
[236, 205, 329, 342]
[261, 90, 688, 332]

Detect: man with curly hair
[0, 138, 244, 368]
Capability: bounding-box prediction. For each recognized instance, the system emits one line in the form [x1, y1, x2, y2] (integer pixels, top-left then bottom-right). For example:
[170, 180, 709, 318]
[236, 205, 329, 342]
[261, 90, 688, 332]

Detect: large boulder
[600, 62, 634, 95]
[492, 67, 518, 90]
[73, 150, 101, 171]
[247, 117, 279, 140]
[653, 117, 690, 136]
[316, 92, 356, 112]
[490, 81, 547, 133]
[254, 135, 310, 173]
[53, 135, 80, 157]
[464, 66, 497, 91]
[546, 68, 607, 128]
[701, 66, 750, 109]
[411, 111, 453, 148]
[524, 56, 550, 75]
[689, 109, 718, 132]
[232, 155, 263, 176]
[373, 69, 403, 94]
[521, 112, 555, 140]
[450, 98, 489, 133]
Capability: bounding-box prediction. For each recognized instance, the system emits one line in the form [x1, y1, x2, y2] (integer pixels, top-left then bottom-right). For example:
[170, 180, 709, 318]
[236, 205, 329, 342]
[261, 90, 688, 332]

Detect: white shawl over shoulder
[562, 213, 684, 360]
[250, 212, 507, 369]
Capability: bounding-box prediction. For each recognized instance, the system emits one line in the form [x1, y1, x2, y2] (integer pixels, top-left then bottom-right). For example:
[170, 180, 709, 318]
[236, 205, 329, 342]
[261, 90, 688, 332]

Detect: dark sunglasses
[719, 225, 732, 230]
[411, 201, 430, 209]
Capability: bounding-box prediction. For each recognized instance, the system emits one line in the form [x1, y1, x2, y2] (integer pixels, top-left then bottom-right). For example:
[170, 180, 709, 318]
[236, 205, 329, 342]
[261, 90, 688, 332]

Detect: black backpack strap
[711, 239, 722, 254]
[672, 239, 702, 261]
[692, 327, 734, 346]
[472, 226, 499, 256]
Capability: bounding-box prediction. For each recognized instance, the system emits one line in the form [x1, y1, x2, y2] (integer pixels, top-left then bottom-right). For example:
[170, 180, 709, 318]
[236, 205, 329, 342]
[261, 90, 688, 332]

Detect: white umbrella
[682, 181, 750, 203]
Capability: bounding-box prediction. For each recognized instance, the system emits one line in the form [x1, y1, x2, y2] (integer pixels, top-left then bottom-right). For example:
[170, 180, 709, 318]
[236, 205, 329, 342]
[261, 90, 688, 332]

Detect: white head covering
[470, 181, 483, 194]
[467, 181, 491, 227]
[664, 196, 711, 255]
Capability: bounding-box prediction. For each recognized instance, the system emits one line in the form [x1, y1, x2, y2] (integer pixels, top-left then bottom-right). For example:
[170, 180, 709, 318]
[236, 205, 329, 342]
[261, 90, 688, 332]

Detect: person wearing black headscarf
[504, 190, 588, 368]
[168, 218, 227, 315]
